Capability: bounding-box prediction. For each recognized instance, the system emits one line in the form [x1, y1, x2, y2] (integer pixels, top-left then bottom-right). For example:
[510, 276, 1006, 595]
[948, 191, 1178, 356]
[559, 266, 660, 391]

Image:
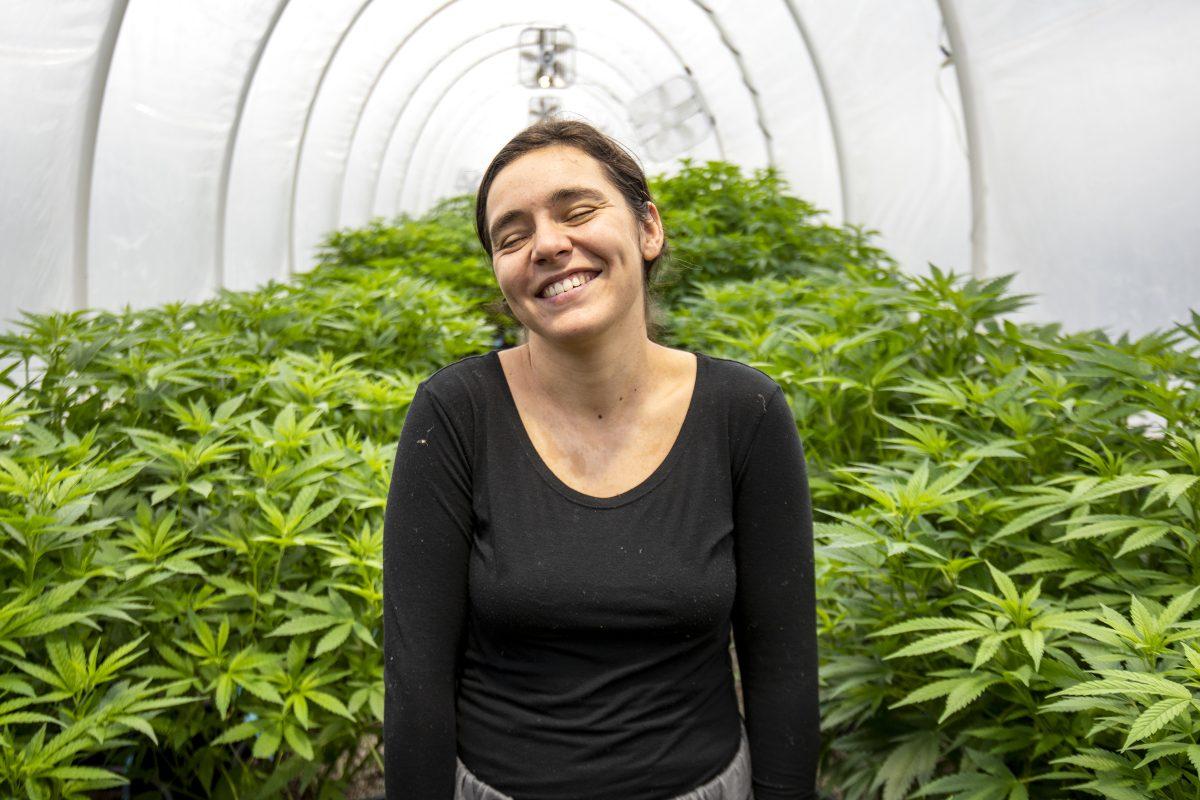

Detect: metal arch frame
[411, 78, 639, 216]
[353, 22, 652, 229]
[280, 0, 772, 275]
[689, 0, 774, 166]
[411, 69, 638, 214]
[779, 0, 849, 222]
[384, 43, 650, 217]
[213, 0, 290, 290]
[606, 0, 723, 155]
[81, 0, 800, 287]
[76, 0, 130, 309]
[404, 57, 636, 214]
[935, 0, 986, 278]
[284, 0, 374, 275]
[400, 53, 644, 214]
[328, 0, 728, 239]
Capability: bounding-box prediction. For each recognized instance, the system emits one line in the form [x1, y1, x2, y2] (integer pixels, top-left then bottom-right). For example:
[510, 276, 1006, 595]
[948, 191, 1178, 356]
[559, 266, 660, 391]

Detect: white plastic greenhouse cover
[1, 1, 1197, 339]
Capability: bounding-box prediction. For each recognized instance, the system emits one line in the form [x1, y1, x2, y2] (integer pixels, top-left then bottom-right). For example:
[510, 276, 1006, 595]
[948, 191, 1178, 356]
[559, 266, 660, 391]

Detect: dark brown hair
[474, 117, 671, 342]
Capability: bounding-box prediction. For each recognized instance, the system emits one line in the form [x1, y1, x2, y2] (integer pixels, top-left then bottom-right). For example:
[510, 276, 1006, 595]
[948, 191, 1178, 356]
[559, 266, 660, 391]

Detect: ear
[639, 202, 664, 262]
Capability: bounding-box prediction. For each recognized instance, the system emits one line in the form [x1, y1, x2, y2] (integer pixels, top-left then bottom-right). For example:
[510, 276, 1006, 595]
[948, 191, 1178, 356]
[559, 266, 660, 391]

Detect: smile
[537, 271, 600, 304]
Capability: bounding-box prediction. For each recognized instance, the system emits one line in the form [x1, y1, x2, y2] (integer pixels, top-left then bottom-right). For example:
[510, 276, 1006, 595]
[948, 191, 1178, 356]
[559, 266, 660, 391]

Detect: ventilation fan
[455, 169, 482, 195]
[628, 75, 713, 161]
[518, 27, 574, 89]
[529, 96, 563, 125]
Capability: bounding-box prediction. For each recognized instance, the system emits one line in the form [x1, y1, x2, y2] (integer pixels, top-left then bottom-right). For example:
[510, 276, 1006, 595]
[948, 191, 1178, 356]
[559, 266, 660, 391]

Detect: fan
[529, 96, 563, 124]
[518, 27, 575, 89]
[628, 75, 713, 161]
[455, 169, 482, 195]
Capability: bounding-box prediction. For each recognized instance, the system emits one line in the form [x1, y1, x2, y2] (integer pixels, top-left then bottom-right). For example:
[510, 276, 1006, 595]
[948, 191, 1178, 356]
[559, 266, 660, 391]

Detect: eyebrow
[488, 186, 607, 244]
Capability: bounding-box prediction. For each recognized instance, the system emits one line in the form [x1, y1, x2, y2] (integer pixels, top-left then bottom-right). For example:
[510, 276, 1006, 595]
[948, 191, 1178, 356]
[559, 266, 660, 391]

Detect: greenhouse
[1, 1, 1199, 799]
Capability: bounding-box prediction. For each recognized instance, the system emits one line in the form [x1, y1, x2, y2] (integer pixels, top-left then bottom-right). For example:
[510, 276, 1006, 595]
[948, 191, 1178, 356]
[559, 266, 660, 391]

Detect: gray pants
[454, 722, 754, 800]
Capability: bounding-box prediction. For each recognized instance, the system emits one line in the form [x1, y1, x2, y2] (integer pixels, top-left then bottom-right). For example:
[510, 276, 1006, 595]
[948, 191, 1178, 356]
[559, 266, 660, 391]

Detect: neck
[520, 331, 659, 426]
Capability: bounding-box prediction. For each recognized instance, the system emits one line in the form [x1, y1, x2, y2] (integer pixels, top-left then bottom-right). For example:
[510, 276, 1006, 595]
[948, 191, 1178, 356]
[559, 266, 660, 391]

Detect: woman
[383, 118, 819, 800]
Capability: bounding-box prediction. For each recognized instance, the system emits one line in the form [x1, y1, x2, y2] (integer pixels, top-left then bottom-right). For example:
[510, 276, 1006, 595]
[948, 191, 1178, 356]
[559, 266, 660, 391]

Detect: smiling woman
[383, 118, 820, 800]
[473, 122, 673, 346]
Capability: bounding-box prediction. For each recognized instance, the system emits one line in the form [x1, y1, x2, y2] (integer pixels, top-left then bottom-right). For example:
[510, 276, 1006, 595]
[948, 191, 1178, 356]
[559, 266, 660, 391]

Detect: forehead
[486, 146, 614, 219]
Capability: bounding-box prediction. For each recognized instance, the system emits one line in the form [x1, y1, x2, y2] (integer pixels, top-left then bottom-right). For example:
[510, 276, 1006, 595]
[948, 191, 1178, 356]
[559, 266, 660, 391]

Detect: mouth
[536, 271, 600, 305]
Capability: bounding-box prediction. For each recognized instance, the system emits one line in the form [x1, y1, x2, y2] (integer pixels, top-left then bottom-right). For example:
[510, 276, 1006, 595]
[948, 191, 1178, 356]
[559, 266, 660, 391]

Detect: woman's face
[485, 144, 663, 345]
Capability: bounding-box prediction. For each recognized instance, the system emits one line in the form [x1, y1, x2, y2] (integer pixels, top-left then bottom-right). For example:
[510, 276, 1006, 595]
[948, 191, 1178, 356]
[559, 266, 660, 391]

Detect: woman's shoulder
[419, 350, 498, 399]
[697, 350, 783, 407]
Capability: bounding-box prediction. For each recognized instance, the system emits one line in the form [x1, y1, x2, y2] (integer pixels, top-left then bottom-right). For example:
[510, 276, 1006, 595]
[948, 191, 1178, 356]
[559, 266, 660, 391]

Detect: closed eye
[497, 209, 595, 251]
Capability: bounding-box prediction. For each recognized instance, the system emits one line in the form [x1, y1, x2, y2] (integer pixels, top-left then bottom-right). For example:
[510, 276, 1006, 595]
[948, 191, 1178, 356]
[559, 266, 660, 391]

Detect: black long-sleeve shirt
[383, 348, 819, 799]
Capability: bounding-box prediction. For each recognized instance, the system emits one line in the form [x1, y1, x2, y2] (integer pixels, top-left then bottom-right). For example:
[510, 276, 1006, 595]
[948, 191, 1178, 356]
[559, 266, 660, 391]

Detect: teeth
[541, 272, 597, 298]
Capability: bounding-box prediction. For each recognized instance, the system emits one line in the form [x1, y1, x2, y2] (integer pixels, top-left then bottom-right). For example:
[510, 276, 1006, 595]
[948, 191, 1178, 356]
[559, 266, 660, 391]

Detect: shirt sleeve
[383, 381, 474, 800]
[730, 385, 820, 800]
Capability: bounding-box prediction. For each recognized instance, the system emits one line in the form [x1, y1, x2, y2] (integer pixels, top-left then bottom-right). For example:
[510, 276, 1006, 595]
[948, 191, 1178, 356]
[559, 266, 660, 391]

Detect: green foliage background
[2, 159, 1200, 799]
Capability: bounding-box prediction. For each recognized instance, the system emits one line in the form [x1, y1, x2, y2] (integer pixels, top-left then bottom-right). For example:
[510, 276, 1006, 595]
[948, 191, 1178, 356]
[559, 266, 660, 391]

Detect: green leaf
[1018, 629, 1045, 671]
[45, 765, 127, 781]
[314, 622, 353, 656]
[1158, 587, 1199, 628]
[306, 690, 355, 721]
[941, 673, 1003, 723]
[1050, 671, 1190, 700]
[884, 629, 990, 660]
[267, 614, 342, 637]
[215, 674, 234, 719]
[872, 730, 940, 800]
[871, 617, 987, 638]
[283, 723, 314, 761]
[985, 562, 1020, 607]
[1113, 524, 1171, 557]
[211, 721, 261, 746]
[252, 726, 282, 760]
[1122, 698, 1190, 749]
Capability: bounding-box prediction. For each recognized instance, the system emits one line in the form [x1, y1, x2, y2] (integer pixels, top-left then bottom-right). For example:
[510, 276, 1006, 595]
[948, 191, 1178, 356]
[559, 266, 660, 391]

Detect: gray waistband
[454, 722, 753, 800]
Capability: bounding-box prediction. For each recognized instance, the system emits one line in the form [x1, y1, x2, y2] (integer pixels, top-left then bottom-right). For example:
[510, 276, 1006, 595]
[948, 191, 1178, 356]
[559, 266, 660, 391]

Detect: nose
[530, 219, 571, 264]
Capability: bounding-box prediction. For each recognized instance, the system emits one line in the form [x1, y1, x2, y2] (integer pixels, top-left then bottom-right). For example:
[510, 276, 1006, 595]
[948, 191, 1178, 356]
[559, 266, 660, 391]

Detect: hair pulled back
[473, 117, 670, 342]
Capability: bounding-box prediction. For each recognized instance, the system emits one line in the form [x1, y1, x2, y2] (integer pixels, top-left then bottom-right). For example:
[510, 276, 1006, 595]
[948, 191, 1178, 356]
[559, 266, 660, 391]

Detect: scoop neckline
[488, 348, 706, 509]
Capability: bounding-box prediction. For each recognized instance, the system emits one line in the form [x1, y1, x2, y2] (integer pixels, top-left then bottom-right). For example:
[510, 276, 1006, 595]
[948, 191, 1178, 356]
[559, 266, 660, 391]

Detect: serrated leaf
[306, 690, 355, 721]
[1051, 671, 1190, 700]
[1122, 698, 1190, 750]
[1114, 524, 1170, 557]
[267, 614, 342, 637]
[211, 720, 260, 746]
[941, 674, 1002, 723]
[115, 713, 158, 745]
[872, 616, 987, 638]
[1188, 746, 1200, 777]
[283, 723, 314, 761]
[884, 629, 990, 660]
[1019, 629, 1045, 671]
[1159, 587, 1199, 629]
[972, 633, 1012, 671]
[986, 562, 1020, 607]
[45, 765, 127, 781]
[313, 622, 352, 657]
[872, 730, 940, 800]
[252, 726, 282, 759]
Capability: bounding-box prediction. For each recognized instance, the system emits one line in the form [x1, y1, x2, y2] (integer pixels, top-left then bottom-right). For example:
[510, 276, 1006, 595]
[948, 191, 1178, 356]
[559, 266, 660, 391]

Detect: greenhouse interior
[1, 1, 1199, 799]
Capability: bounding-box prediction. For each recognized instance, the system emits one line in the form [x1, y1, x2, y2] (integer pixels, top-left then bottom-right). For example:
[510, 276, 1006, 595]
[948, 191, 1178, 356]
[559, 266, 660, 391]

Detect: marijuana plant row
[1, 160, 1199, 799]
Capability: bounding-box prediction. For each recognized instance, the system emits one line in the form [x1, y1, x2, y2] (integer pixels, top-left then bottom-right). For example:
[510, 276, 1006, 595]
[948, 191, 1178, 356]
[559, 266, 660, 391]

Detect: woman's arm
[731, 384, 820, 800]
[383, 381, 474, 799]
